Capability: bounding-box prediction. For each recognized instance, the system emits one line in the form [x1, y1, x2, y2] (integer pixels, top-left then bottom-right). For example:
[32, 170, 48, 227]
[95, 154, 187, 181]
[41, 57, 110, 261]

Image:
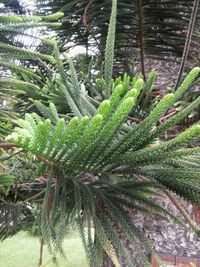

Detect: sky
[19, 0, 36, 12]
[19, 0, 86, 57]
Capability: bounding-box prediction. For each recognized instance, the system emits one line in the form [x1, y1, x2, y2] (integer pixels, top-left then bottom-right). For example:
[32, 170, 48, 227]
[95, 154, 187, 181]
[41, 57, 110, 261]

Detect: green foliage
[0, 204, 34, 240]
[104, 0, 118, 97]
[1, 3, 200, 267]
[0, 173, 14, 186]
[41, 12, 65, 21]
[138, 69, 157, 110]
[0, 41, 55, 62]
[36, 0, 200, 71]
[5, 66, 200, 266]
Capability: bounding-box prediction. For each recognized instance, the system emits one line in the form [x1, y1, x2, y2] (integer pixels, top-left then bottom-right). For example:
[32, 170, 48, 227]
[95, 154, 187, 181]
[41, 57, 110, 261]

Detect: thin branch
[164, 189, 200, 236]
[38, 58, 55, 76]
[23, 189, 46, 203]
[38, 164, 53, 266]
[1, 149, 23, 162]
[159, 109, 177, 123]
[38, 239, 44, 267]
[0, 142, 18, 150]
[83, 0, 94, 27]
[137, 175, 200, 235]
[36, 155, 53, 170]
[136, 0, 146, 82]
[39, 193, 52, 266]
[174, 0, 200, 89]
[0, 196, 6, 203]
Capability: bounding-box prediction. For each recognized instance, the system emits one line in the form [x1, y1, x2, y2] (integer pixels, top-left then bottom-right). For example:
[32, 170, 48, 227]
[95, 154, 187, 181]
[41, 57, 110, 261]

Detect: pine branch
[0, 42, 55, 63]
[104, 0, 118, 97]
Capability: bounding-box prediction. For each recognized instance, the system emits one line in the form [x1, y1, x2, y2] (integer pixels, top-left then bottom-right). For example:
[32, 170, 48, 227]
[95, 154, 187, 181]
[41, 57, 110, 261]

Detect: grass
[0, 231, 88, 267]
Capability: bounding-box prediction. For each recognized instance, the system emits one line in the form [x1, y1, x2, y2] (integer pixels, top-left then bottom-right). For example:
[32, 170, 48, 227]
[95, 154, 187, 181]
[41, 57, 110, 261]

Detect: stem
[23, 189, 46, 203]
[136, 0, 146, 82]
[38, 163, 53, 266]
[164, 189, 200, 235]
[1, 149, 23, 161]
[0, 142, 18, 150]
[39, 239, 44, 266]
[174, 0, 200, 89]
[38, 58, 54, 76]
[38, 194, 52, 266]
[83, 0, 94, 27]
[36, 155, 52, 169]
[138, 175, 200, 235]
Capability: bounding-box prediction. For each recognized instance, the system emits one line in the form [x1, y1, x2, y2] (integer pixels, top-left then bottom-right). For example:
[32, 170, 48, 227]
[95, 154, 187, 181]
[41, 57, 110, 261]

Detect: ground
[0, 231, 88, 267]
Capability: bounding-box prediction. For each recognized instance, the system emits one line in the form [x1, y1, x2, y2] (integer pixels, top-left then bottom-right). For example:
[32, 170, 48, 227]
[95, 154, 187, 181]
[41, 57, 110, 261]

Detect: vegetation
[36, 0, 200, 77]
[0, 0, 200, 267]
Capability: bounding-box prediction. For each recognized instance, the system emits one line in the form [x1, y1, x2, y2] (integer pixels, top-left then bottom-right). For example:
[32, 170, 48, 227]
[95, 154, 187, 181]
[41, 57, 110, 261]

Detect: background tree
[36, 0, 200, 76]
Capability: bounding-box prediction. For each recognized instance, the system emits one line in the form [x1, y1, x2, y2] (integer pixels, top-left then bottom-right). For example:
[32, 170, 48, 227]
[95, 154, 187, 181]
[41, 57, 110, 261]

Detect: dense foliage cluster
[0, 0, 200, 266]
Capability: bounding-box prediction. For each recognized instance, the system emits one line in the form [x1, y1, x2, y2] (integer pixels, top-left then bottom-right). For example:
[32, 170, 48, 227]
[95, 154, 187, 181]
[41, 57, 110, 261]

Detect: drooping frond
[0, 204, 34, 240]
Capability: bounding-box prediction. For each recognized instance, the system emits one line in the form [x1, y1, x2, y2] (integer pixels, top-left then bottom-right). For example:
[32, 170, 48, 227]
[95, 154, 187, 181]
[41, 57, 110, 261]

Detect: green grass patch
[0, 231, 88, 267]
